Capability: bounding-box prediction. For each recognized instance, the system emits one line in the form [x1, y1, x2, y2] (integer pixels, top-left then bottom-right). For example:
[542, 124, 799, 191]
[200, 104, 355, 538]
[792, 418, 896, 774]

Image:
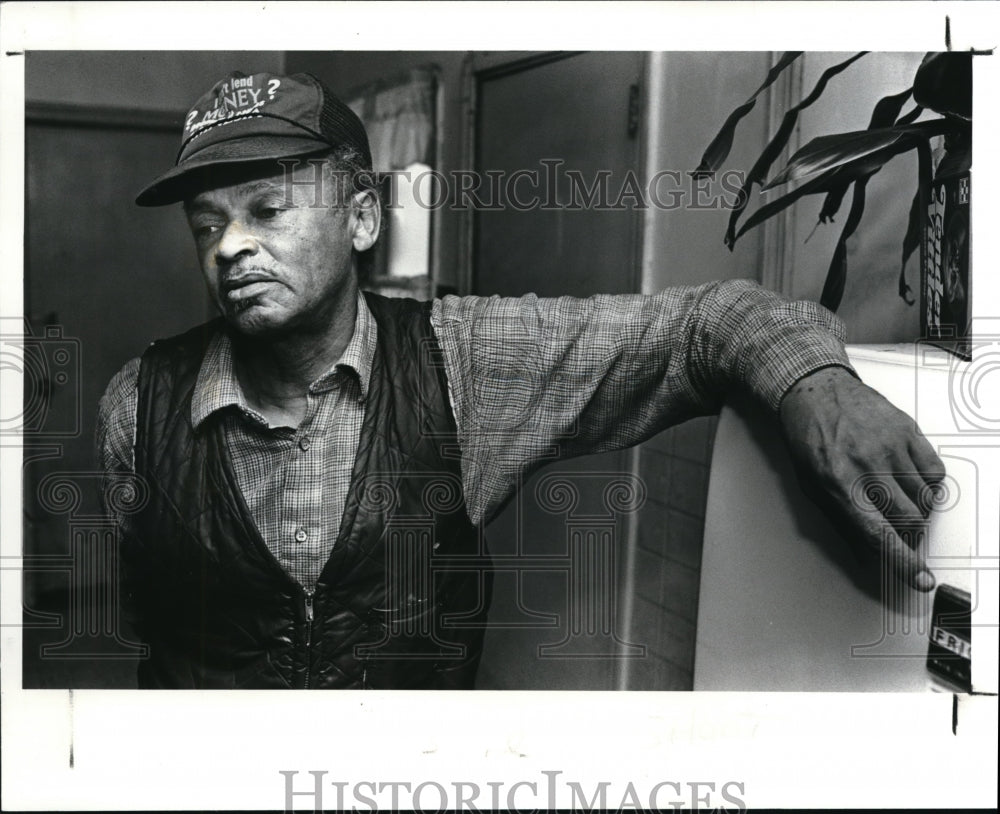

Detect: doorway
[469, 52, 645, 689]
[22, 106, 213, 687]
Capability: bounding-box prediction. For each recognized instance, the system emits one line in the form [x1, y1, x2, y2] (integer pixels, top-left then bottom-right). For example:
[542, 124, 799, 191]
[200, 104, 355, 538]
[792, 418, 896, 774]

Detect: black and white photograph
[2, 2, 998, 811]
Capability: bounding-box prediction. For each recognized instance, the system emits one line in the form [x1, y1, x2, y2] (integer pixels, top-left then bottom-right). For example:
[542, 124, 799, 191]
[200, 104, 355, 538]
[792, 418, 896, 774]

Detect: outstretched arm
[433, 280, 946, 591]
[433, 279, 850, 517]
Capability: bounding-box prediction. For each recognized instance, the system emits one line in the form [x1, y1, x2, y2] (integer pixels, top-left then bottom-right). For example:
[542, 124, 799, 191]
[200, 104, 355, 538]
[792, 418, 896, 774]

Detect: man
[99, 70, 945, 689]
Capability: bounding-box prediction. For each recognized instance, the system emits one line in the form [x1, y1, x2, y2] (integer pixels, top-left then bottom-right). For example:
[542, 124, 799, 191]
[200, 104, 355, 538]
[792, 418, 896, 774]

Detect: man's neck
[230, 291, 360, 428]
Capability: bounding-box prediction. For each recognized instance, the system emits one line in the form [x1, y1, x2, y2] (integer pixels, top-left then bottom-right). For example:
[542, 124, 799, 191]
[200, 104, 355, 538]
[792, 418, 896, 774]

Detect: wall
[27, 51, 286, 109]
[626, 52, 773, 689]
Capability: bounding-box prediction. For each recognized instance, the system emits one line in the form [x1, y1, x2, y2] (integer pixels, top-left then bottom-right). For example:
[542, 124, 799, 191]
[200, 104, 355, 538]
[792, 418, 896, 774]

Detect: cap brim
[135, 135, 332, 206]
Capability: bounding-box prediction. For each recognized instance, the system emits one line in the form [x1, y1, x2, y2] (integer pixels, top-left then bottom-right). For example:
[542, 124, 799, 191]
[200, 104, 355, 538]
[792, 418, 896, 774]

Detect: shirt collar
[191, 291, 377, 429]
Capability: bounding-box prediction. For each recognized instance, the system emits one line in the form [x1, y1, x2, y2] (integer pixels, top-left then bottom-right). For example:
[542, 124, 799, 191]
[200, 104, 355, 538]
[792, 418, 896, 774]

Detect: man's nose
[215, 221, 259, 264]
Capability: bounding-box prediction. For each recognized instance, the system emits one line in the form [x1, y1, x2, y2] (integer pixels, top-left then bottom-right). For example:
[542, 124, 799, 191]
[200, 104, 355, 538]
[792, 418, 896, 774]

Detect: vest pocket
[357, 598, 464, 689]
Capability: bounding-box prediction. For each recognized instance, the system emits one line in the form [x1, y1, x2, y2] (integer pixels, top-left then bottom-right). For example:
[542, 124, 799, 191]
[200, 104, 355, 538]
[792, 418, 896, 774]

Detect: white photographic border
[2, 2, 998, 810]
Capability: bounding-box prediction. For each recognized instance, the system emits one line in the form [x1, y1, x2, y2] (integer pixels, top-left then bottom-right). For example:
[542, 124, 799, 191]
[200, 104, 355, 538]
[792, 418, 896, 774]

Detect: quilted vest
[123, 293, 491, 689]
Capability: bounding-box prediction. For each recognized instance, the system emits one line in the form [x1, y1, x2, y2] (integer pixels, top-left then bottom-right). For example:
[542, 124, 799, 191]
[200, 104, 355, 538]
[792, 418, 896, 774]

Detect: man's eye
[256, 207, 282, 220]
[193, 223, 221, 239]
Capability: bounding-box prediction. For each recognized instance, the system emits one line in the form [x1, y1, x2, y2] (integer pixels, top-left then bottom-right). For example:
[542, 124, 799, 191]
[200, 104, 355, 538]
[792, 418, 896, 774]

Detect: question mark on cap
[267, 78, 280, 100]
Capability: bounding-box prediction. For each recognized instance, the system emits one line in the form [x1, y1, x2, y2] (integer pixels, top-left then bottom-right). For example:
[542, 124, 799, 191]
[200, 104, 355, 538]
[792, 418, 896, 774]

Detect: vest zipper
[303, 590, 315, 689]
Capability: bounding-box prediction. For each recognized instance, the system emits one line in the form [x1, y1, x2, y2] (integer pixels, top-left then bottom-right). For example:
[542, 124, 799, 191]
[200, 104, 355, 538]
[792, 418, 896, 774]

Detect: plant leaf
[765, 119, 958, 189]
[817, 88, 912, 224]
[820, 178, 870, 311]
[820, 237, 849, 312]
[817, 183, 851, 224]
[724, 52, 867, 248]
[898, 188, 921, 305]
[750, 52, 869, 186]
[868, 88, 915, 129]
[895, 104, 924, 127]
[899, 138, 934, 305]
[734, 165, 854, 243]
[914, 52, 972, 120]
[693, 51, 803, 178]
[734, 139, 914, 243]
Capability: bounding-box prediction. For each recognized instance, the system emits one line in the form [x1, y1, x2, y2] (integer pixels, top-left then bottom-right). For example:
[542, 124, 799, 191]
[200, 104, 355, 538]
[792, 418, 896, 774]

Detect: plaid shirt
[98, 281, 851, 591]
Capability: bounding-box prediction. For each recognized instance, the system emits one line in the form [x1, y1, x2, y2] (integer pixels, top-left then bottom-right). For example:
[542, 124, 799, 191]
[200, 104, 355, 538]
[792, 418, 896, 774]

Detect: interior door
[22, 108, 214, 687]
[471, 52, 645, 689]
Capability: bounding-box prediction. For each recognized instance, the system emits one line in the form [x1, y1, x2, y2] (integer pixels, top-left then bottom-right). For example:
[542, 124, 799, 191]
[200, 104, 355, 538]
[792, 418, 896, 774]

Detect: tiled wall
[625, 415, 718, 690]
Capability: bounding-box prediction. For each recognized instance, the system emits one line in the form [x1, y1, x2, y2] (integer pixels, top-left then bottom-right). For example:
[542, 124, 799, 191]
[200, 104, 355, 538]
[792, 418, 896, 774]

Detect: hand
[778, 365, 946, 592]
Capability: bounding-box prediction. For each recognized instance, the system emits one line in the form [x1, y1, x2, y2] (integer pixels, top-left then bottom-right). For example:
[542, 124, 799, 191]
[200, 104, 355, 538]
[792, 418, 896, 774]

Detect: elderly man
[98, 70, 945, 689]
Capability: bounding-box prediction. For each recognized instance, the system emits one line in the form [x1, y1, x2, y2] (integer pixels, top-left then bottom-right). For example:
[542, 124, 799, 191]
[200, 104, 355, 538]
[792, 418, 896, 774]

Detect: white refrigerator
[695, 344, 998, 693]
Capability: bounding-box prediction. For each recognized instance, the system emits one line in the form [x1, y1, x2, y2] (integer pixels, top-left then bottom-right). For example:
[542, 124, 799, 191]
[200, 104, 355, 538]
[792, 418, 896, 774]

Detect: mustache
[218, 267, 277, 292]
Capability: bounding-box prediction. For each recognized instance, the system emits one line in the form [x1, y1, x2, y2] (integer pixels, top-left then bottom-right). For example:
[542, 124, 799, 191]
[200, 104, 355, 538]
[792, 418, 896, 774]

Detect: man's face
[184, 159, 377, 336]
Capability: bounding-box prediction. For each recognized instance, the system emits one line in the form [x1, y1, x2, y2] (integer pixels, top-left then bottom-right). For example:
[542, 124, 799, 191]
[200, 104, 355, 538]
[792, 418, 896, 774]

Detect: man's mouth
[221, 274, 275, 303]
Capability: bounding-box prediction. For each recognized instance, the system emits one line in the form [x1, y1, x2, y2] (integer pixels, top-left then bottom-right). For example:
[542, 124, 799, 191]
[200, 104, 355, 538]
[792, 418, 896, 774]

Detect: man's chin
[222, 303, 288, 337]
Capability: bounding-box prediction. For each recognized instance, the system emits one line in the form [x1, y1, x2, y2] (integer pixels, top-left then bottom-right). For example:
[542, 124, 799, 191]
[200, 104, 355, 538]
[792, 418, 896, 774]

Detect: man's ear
[351, 190, 381, 252]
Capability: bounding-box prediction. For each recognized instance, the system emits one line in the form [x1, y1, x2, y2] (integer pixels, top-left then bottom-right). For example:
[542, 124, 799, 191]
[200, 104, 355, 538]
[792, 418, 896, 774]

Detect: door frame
[757, 53, 804, 299]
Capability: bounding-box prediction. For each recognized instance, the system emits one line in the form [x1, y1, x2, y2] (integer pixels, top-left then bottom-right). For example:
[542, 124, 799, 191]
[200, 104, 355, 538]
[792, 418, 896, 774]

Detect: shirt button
[294, 528, 308, 543]
[298, 435, 311, 451]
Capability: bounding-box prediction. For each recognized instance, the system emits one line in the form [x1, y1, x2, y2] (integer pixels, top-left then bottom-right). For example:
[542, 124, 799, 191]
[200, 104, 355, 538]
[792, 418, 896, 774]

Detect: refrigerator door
[694, 344, 996, 691]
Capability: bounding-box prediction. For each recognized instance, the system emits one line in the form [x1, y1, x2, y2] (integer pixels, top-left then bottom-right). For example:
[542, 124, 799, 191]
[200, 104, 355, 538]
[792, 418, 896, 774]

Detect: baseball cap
[136, 71, 372, 206]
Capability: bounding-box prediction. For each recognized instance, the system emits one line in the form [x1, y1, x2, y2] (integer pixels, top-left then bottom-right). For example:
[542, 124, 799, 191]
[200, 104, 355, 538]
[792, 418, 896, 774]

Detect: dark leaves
[817, 88, 912, 225]
[698, 50, 972, 313]
[868, 88, 916, 130]
[734, 143, 904, 243]
[821, 237, 849, 312]
[755, 51, 869, 187]
[898, 139, 934, 305]
[817, 179, 851, 224]
[724, 52, 867, 249]
[764, 119, 957, 189]
[895, 104, 925, 127]
[820, 179, 870, 312]
[693, 51, 803, 178]
[898, 189, 921, 305]
[914, 52, 972, 120]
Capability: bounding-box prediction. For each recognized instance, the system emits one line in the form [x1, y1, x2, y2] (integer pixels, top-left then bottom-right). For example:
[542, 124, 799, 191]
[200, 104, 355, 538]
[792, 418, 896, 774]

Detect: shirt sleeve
[95, 357, 141, 521]
[430, 279, 852, 524]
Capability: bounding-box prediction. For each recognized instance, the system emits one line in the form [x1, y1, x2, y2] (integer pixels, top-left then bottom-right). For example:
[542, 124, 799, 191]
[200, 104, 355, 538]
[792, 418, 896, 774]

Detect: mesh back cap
[136, 71, 372, 206]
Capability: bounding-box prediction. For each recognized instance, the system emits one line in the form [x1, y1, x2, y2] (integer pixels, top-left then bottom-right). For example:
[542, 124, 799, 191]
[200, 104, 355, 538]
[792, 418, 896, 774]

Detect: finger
[804, 473, 885, 560]
[890, 463, 937, 520]
[855, 470, 925, 529]
[853, 482, 934, 591]
[798, 469, 935, 592]
[879, 526, 935, 592]
[830, 473, 933, 590]
[908, 433, 947, 486]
